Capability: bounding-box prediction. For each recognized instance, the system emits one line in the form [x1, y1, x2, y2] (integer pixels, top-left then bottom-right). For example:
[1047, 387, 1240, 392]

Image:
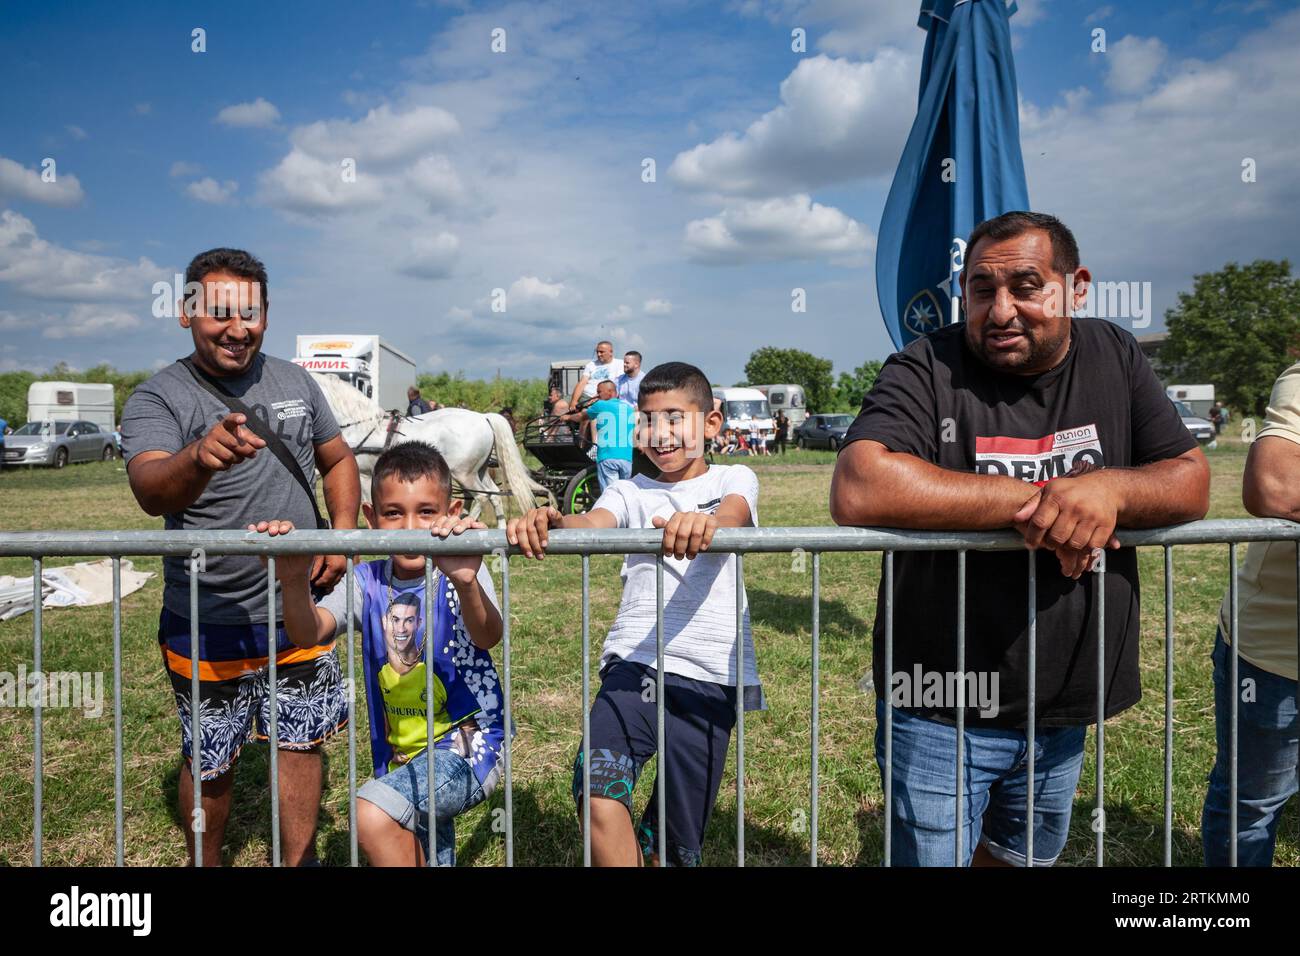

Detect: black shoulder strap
[180, 357, 328, 529]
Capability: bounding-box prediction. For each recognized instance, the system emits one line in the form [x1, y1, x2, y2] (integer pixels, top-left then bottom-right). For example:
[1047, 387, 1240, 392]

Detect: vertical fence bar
[502, 552, 514, 866]
[113, 557, 125, 867]
[883, 550, 893, 867]
[267, 558, 280, 868]
[954, 550, 966, 867]
[1229, 543, 1239, 866]
[1095, 555, 1106, 867]
[582, 555, 591, 867]
[425, 557, 437, 866]
[190, 554, 202, 867]
[1026, 550, 1036, 867]
[656, 554, 666, 866]
[32, 557, 42, 866]
[346, 556, 358, 867]
[735, 552, 745, 867]
[1163, 545, 1174, 867]
[810, 552, 820, 867]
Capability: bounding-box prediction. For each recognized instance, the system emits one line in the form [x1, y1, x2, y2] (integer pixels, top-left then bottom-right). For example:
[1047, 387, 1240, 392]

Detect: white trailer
[27, 381, 115, 430]
[292, 335, 418, 412]
[1166, 384, 1215, 419]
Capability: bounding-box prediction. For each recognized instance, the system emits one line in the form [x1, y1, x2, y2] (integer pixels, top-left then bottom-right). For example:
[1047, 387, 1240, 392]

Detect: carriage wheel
[561, 465, 600, 515]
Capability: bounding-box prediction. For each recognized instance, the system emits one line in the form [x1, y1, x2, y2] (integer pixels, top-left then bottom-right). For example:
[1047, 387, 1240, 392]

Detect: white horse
[309, 372, 548, 525]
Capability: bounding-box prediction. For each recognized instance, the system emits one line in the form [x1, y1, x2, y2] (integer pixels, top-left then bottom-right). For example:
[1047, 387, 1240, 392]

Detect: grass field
[1, 437, 1296, 867]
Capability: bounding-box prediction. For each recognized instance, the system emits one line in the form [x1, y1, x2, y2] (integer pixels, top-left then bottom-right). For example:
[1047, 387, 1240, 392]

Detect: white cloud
[668, 53, 916, 196]
[607, 304, 632, 321]
[169, 161, 201, 178]
[0, 210, 164, 302]
[404, 154, 469, 210]
[398, 232, 460, 279]
[1105, 35, 1169, 94]
[0, 156, 85, 207]
[1084, 5, 1114, 25]
[684, 194, 871, 265]
[0, 310, 31, 330]
[291, 104, 460, 166]
[444, 306, 473, 322]
[185, 177, 239, 204]
[257, 148, 385, 214]
[65, 125, 88, 140]
[134, 102, 151, 115]
[643, 298, 673, 316]
[215, 97, 281, 128]
[43, 304, 143, 339]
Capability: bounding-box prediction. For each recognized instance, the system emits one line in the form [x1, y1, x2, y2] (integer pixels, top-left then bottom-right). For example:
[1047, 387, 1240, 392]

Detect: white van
[752, 384, 807, 427]
[1166, 384, 1215, 420]
[27, 381, 115, 431]
[712, 387, 774, 444]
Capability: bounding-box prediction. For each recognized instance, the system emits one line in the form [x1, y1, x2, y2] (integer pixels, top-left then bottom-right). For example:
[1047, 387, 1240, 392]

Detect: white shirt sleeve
[591, 480, 630, 527]
[719, 465, 760, 526]
[474, 562, 500, 613]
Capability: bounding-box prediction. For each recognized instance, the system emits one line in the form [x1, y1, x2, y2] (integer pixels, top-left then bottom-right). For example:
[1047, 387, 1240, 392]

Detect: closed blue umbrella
[876, 0, 1031, 350]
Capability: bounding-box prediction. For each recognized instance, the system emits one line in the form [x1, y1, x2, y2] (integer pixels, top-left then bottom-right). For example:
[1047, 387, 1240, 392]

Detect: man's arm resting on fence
[829, 439, 1039, 529]
[1012, 448, 1210, 577]
[310, 434, 361, 592]
[1242, 436, 1300, 520]
[127, 412, 266, 516]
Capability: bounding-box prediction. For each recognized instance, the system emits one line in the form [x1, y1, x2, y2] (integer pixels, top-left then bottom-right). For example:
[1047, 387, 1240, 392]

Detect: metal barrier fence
[2, 518, 1299, 867]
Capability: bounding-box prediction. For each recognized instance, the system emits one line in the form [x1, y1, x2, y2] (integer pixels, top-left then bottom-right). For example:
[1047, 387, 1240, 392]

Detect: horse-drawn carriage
[522, 416, 601, 515]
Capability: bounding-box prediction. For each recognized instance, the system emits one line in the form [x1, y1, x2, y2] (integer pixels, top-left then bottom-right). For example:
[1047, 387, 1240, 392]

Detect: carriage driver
[120, 247, 361, 866]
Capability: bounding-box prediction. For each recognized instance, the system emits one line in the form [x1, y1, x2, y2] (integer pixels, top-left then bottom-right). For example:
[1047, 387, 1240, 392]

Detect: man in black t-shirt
[831, 211, 1209, 867]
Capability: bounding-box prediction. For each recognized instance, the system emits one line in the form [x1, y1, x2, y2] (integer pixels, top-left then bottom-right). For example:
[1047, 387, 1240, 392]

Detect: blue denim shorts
[874, 697, 1087, 866]
[358, 749, 489, 866]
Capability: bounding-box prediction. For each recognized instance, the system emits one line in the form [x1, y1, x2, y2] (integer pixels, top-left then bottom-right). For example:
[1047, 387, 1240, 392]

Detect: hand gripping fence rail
[3, 519, 1299, 867]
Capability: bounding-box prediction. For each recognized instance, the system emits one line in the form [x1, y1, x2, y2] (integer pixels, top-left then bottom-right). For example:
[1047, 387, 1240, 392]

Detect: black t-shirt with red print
[842, 318, 1197, 728]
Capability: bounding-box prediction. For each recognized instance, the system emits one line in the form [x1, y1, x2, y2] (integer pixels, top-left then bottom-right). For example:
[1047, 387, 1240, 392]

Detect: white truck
[713, 387, 775, 444]
[27, 381, 116, 431]
[292, 335, 418, 412]
[1166, 384, 1215, 420]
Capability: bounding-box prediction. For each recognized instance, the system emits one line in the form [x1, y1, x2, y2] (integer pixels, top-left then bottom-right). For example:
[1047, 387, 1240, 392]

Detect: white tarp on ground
[0, 559, 153, 621]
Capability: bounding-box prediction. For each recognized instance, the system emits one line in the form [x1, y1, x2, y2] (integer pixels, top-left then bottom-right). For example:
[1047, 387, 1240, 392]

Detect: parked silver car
[1172, 400, 1217, 446]
[2, 420, 117, 468]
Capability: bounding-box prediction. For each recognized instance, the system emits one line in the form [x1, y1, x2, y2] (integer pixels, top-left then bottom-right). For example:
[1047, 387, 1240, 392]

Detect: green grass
[0, 437, 1295, 866]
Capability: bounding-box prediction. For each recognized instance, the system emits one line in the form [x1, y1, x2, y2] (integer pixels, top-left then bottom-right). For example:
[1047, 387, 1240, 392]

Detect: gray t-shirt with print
[121, 353, 340, 625]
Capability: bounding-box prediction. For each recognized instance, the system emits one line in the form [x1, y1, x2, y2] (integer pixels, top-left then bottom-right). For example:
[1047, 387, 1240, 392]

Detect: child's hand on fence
[429, 513, 488, 585]
[653, 511, 718, 560]
[246, 519, 315, 584]
[507, 506, 564, 559]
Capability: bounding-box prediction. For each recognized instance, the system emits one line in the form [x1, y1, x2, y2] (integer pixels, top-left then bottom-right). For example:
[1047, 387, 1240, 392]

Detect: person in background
[562, 380, 634, 490]
[616, 351, 645, 407]
[407, 387, 433, 417]
[1201, 362, 1300, 866]
[0, 413, 8, 471]
[774, 411, 789, 455]
[498, 407, 518, 436]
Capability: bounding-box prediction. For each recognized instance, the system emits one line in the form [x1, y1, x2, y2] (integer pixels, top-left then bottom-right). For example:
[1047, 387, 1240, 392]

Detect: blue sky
[1, 0, 1296, 383]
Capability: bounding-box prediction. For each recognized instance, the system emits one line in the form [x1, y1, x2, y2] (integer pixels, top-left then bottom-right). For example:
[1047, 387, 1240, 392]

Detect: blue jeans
[596, 456, 632, 490]
[1202, 628, 1299, 866]
[874, 697, 1086, 866]
[358, 749, 488, 866]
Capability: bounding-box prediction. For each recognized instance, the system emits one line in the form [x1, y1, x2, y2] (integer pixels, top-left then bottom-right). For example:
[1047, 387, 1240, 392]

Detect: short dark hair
[371, 441, 453, 506]
[184, 247, 269, 310]
[388, 592, 421, 612]
[638, 361, 714, 412]
[625, 350, 642, 362]
[963, 211, 1080, 281]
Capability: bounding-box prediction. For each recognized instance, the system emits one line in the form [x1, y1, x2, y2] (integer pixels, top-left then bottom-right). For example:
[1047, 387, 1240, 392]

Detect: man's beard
[967, 323, 1069, 372]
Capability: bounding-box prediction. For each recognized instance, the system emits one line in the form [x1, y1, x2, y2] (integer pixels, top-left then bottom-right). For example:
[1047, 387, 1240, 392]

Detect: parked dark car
[2, 420, 117, 468]
[795, 413, 853, 450]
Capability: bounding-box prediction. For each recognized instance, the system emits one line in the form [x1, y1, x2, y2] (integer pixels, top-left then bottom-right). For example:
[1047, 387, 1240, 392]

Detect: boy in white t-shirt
[507, 361, 762, 866]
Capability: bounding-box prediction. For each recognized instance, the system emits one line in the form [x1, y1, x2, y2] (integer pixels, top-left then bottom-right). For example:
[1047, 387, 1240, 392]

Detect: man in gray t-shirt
[122, 247, 360, 867]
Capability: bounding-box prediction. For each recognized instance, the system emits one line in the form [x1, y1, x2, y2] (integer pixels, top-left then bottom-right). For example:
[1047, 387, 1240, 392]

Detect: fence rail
[3, 519, 1298, 867]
